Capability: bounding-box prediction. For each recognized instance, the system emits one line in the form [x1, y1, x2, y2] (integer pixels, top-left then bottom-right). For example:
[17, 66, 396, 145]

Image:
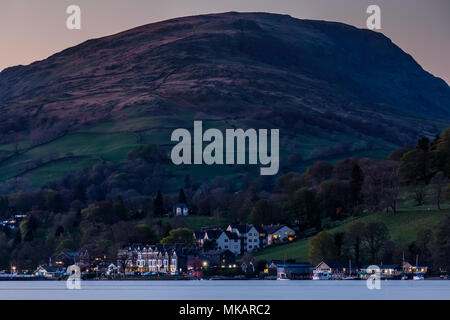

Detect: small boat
[413, 255, 425, 280]
[312, 270, 331, 280]
[401, 275, 408, 280]
[343, 260, 356, 280]
[413, 273, 424, 280]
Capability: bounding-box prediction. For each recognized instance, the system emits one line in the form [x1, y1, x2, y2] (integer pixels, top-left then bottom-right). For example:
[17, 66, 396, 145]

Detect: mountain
[0, 12, 449, 186]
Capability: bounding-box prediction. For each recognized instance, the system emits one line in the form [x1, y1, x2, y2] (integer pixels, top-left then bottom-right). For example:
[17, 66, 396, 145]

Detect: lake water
[1, 280, 449, 300]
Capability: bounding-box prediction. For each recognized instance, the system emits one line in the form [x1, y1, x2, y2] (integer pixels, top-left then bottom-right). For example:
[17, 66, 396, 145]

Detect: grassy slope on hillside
[0, 114, 393, 189]
[253, 197, 450, 263]
[253, 209, 449, 263]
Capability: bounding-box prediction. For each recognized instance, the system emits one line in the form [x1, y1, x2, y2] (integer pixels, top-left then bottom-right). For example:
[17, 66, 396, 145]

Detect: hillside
[254, 188, 450, 263]
[0, 12, 449, 188]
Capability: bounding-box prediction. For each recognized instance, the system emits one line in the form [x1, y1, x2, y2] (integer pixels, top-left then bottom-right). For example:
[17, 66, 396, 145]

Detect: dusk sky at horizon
[1, 0, 449, 84]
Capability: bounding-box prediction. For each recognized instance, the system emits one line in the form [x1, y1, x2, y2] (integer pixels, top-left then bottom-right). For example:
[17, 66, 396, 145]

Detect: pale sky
[1, 0, 449, 84]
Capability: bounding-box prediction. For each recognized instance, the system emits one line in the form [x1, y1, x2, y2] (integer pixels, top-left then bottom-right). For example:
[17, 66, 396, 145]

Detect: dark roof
[318, 261, 351, 269]
[126, 243, 186, 254]
[193, 231, 205, 239]
[274, 263, 313, 267]
[38, 265, 64, 272]
[261, 224, 288, 234]
[205, 229, 223, 240]
[224, 231, 239, 240]
[173, 203, 188, 208]
[228, 224, 251, 233]
[253, 225, 266, 233]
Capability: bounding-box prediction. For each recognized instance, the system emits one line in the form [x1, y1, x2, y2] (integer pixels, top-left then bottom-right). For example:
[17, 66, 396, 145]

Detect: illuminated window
[254, 233, 258, 236]
[289, 232, 293, 235]
[273, 235, 277, 239]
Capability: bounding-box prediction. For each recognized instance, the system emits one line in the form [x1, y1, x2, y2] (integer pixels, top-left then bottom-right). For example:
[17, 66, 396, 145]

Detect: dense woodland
[0, 127, 450, 272]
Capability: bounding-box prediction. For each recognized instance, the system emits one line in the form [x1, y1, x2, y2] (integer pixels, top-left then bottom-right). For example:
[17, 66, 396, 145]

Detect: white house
[173, 203, 189, 216]
[226, 224, 261, 253]
[117, 244, 187, 275]
[262, 225, 295, 245]
[202, 229, 241, 255]
[34, 265, 65, 278]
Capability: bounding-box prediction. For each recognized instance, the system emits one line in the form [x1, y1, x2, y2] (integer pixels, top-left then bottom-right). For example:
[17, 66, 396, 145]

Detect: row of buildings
[116, 244, 236, 275]
[194, 224, 296, 255]
[32, 247, 432, 279]
[1, 214, 26, 230]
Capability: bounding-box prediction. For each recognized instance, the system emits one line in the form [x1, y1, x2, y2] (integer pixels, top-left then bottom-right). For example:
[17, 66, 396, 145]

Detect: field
[253, 188, 450, 262]
[0, 113, 392, 190]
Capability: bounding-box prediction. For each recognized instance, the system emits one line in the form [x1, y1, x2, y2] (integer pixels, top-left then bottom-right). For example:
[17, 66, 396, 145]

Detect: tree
[153, 190, 165, 217]
[433, 128, 450, 176]
[55, 225, 64, 238]
[134, 224, 157, 244]
[362, 222, 390, 263]
[184, 175, 192, 190]
[113, 196, 127, 220]
[318, 179, 349, 220]
[349, 164, 364, 208]
[81, 201, 117, 225]
[412, 179, 426, 206]
[290, 188, 321, 230]
[160, 228, 194, 245]
[308, 231, 337, 264]
[345, 221, 366, 268]
[73, 183, 86, 202]
[363, 161, 400, 214]
[430, 171, 448, 211]
[411, 228, 433, 262]
[248, 200, 281, 225]
[399, 146, 432, 184]
[241, 253, 255, 273]
[432, 215, 450, 271]
[178, 189, 187, 204]
[334, 232, 345, 258]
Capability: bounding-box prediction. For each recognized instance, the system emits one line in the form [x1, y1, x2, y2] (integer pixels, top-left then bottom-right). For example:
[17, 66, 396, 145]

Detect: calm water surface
[1, 280, 449, 300]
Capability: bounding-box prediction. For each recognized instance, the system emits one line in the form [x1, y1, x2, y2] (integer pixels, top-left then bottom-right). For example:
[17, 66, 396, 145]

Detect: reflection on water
[1, 280, 449, 300]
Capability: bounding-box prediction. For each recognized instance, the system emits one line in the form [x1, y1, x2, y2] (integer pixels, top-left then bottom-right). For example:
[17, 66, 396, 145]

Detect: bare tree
[363, 160, 400, 214]
[412, 179, 426, 206]
[430, 172, 448, 211]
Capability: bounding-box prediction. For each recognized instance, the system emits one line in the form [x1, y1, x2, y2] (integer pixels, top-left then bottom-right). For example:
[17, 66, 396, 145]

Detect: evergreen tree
[178, 188, 187, 204]
[153, 190, 165, 217]
[349, 164, 364, 208]
[73, 182, 86, 202]
[184, 174, 192, 189]
[113, 195, 127, 220]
